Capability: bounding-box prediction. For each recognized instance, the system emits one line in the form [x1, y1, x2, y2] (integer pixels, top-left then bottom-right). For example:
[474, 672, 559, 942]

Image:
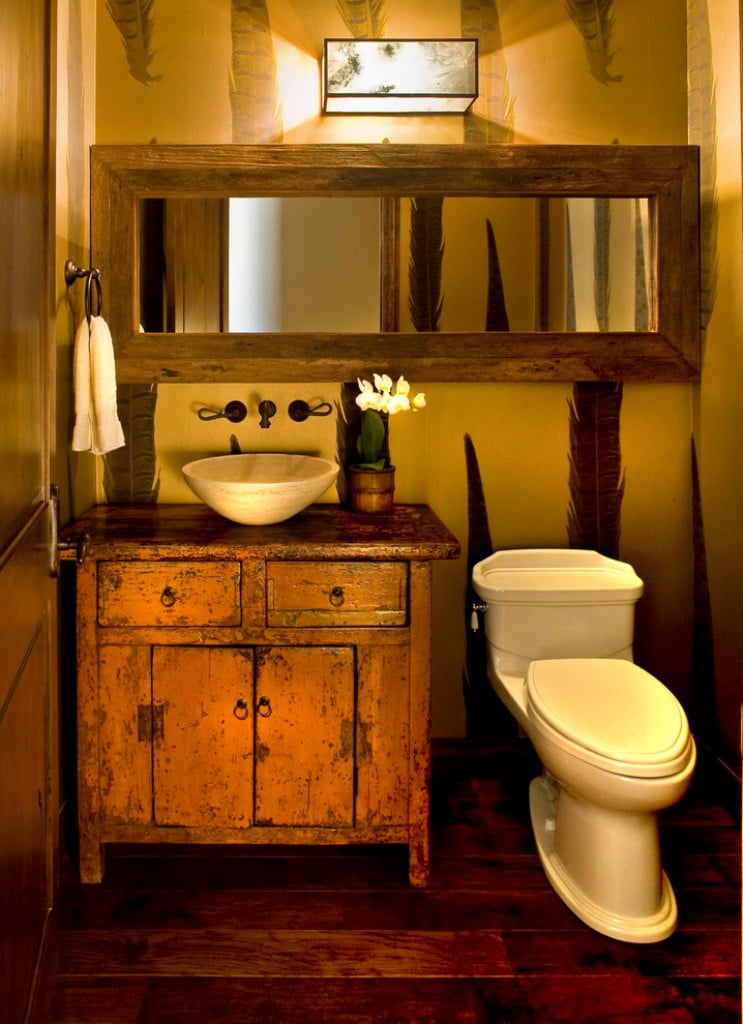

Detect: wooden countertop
[60, 503, 461, 562]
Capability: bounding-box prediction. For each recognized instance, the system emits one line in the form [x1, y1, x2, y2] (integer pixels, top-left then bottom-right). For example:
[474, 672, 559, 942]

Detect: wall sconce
[323, 38, 478, 115]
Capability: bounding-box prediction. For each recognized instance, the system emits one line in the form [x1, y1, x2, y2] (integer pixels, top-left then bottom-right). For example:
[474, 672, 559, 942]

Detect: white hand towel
[71, 314, 126, 455]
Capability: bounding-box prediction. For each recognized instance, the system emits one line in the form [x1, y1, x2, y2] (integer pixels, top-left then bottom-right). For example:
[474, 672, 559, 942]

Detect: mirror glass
[138, 195, 651, 335]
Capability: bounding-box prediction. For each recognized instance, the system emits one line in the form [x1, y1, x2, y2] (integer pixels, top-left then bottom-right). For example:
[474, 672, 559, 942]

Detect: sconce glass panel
[323, 39, 478, 114]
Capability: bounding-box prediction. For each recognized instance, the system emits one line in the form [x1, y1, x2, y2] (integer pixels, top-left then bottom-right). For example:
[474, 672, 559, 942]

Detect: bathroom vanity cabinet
[61, 504, 459, 886]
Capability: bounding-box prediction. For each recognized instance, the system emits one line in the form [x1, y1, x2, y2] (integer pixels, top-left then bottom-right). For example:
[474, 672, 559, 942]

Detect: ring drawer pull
[233, 698, 249, 721]
[160, 586, 177, 608]
[329, 586, 345, 607]
[257, 696, 273, 718]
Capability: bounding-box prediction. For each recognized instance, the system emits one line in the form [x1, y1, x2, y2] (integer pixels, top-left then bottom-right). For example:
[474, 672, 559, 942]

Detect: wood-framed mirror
[91, 143, 700, 382]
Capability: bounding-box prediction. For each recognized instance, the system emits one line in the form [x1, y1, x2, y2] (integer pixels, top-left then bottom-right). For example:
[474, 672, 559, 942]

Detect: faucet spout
[258, 400, 277, 429]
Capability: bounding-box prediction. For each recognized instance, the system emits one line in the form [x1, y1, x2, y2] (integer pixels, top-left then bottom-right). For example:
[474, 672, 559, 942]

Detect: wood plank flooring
[51, 741, 740, 1023]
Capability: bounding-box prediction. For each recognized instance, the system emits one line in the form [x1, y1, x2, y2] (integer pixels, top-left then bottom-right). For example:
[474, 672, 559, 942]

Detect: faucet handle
[197, 400, 247, 423]
[288, 399, 333, 422]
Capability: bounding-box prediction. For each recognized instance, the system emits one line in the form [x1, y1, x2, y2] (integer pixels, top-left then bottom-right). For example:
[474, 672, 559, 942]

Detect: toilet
[471, 548, 696, 943]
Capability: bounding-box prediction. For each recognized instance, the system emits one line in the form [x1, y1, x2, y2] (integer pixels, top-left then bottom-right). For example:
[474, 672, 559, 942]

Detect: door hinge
[50, 483, 90, 575]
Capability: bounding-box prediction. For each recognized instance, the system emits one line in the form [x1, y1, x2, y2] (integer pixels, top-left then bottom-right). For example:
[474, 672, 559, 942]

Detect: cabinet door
[98, 645, 153, 824]
[254, 646, 355, 828]
[356, 644, 410, 826]
[153, 646, 254, 828]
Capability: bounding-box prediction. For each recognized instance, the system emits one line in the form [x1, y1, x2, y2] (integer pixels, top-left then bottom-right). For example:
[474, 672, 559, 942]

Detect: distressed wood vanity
[61, 503, 459, 886]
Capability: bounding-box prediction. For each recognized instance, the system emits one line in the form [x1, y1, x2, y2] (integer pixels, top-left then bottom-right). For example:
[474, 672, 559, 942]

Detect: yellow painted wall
[57, 0, 98, 521]
[94, 0, 699, 743]
[693, 0, 743, 768]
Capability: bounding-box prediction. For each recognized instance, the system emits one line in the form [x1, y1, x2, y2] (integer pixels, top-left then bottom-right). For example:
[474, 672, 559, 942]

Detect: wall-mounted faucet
[258, 400, 277, 429]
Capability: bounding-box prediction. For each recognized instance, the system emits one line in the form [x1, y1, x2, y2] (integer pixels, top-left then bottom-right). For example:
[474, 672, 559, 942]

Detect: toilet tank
[472, 549, 644, 668]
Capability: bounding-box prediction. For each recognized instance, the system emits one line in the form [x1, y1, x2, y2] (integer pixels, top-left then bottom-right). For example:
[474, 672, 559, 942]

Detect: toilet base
[529, 774, 678, 943]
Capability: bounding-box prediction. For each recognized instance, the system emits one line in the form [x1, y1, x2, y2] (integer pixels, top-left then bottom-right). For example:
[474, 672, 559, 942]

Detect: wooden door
[254, 646, 355, 827]
[153, 646, 255, 828]
[0, 0, 58, 1020]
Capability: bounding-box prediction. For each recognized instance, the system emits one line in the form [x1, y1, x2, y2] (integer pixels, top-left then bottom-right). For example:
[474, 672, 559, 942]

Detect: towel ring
[64, 259, 103, 325]
[84, 269, 103, 324]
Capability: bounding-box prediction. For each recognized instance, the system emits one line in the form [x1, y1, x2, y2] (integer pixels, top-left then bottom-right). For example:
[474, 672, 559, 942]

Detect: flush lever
[470, 601, 488, 631]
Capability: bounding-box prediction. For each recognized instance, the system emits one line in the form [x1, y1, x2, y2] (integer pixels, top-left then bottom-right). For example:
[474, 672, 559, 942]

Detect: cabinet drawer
[98, 561, 241, 627]
[266, 561, 407, 627]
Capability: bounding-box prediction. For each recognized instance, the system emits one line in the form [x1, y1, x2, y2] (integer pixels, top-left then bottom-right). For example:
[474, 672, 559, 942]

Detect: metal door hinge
[50, 484, 90, 576]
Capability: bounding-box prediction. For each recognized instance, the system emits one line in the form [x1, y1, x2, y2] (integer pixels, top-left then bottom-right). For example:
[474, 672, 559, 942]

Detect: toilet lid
[526, 659, 691, 774]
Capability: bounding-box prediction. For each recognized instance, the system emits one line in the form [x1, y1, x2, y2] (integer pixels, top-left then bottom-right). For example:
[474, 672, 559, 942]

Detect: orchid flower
[353, 373, 427, 469]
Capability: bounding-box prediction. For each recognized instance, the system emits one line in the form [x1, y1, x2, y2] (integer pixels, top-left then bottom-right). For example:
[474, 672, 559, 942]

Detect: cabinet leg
[408, 828, 430, 887]
[78, 837, 104, 884]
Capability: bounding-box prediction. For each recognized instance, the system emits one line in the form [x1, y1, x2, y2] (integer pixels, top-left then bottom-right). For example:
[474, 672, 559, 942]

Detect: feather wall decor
[408, 197, 444, 333]
[567, 199, 624, 558]
[687, 0, 719, 331]
[103, 384, 160, 503]
[230, 0, 283, 144]
[335, 382, 362, 505]
[461, 0, 514, 142]
[565, 0, 623, 85]
[336, 0, 386, 39]
[690, 438, 718, 742]
[462, 434, 512, 737]
[634, 198, 649, 331]
[332, 1, 385, 497]
[567, 382, 625, 558]
[593, 196, 610, 331]
[565, 206, 576, 330]
[105, 0, 161, 84]
[485, 219, 509, 331]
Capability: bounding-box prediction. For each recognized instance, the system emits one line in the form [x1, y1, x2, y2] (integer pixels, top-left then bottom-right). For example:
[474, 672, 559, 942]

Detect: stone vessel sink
[182, 453, 339, 525]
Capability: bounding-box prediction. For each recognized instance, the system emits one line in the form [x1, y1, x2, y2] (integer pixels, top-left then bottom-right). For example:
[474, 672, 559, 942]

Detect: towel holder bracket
[64, 259, 103, 323]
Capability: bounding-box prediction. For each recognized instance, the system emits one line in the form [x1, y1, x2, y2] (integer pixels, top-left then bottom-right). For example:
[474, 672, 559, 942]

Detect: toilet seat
[526, 659, 693, 778]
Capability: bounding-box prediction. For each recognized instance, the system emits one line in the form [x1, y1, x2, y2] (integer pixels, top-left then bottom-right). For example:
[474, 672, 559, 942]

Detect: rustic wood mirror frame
[91, 143, 700, 383]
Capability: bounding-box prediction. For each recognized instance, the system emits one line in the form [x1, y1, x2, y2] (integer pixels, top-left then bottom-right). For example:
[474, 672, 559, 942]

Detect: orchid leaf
[356, 409, 386, 466]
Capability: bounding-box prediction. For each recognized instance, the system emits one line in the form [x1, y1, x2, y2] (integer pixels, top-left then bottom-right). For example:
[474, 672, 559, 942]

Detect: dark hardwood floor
[51, 741, 740, 1023]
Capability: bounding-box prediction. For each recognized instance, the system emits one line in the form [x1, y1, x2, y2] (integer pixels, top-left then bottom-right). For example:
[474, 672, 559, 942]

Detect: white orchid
[354, 373, 427, 469]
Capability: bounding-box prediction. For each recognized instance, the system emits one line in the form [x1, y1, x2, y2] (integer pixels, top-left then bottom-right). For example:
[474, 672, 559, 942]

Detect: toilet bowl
[472, 549, 696, 943]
